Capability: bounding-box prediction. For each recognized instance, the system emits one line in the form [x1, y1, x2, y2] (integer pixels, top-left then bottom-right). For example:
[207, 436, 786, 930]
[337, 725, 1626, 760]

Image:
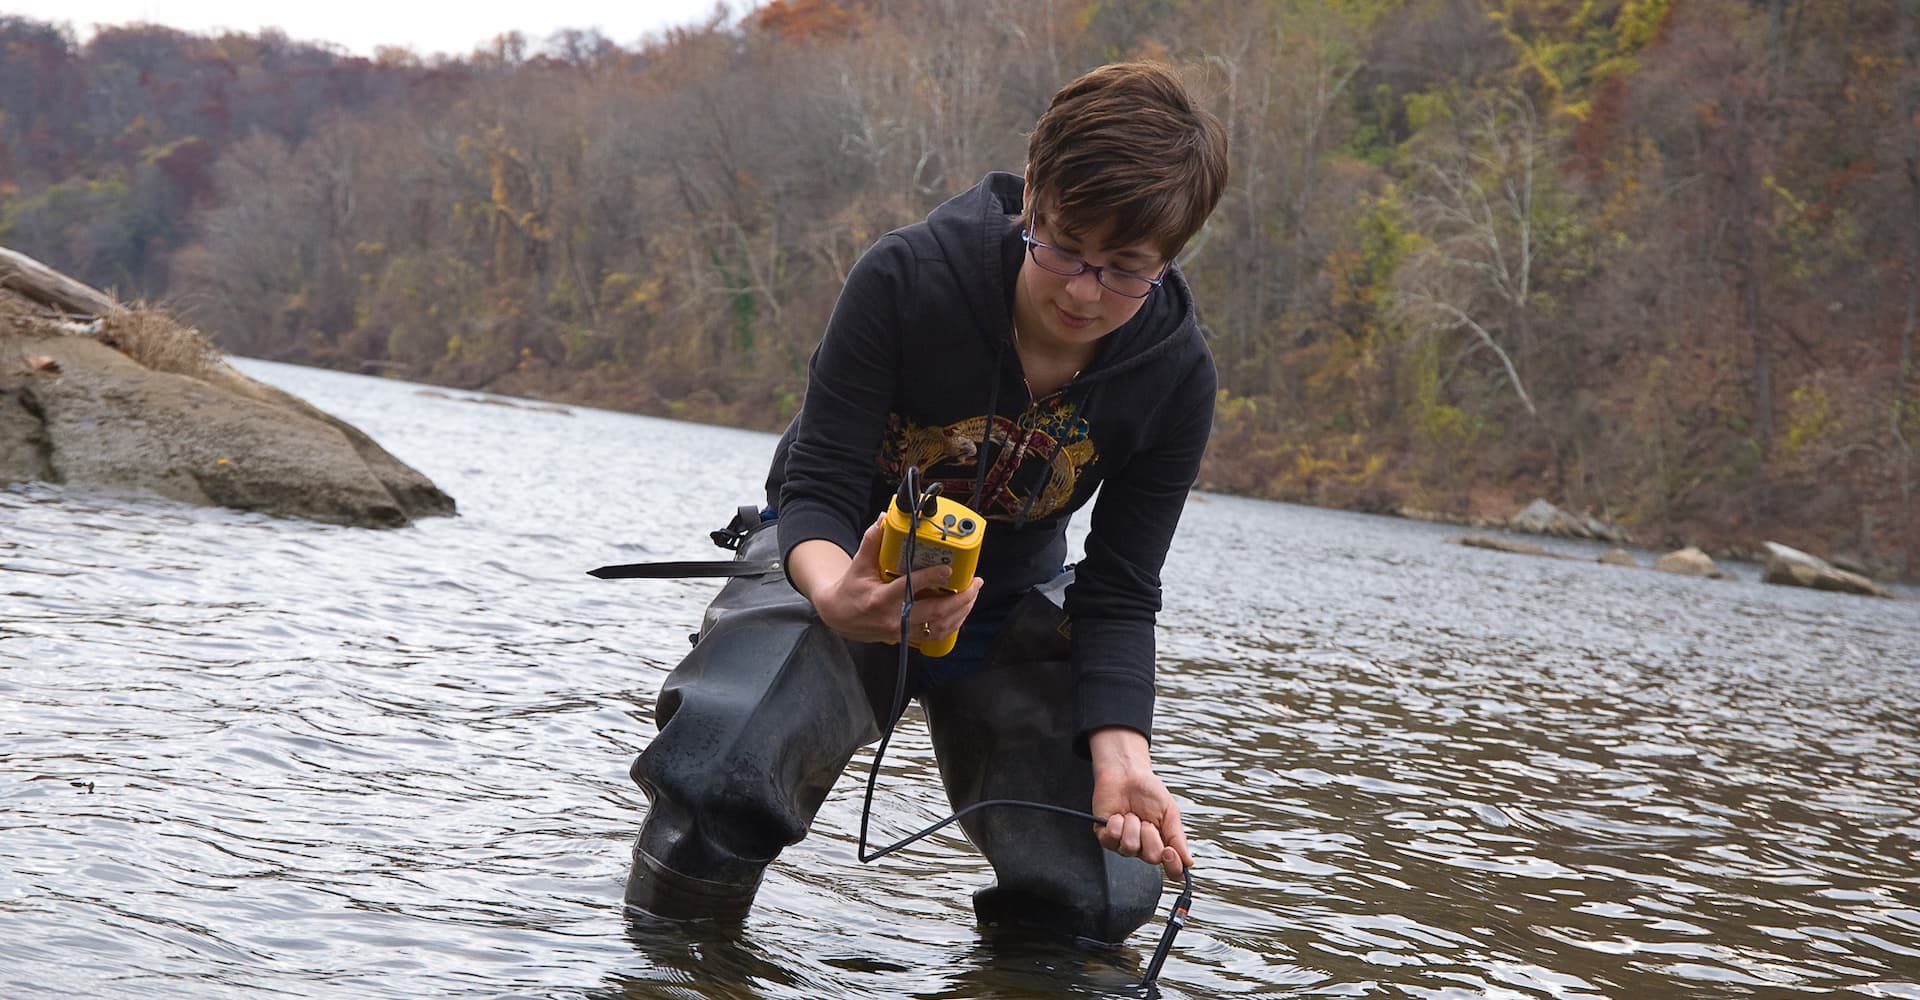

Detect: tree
[1394, 94, 1554, 424]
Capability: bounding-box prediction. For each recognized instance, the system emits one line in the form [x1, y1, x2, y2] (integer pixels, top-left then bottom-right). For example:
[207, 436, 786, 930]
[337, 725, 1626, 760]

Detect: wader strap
[593, 505, 780, 579]
[590, 559, 781, 580]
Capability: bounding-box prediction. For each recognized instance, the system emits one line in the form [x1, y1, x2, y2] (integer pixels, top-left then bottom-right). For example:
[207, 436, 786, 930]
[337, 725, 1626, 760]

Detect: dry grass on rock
[1, 287, 255, 393]
[94, 307, 226, 380]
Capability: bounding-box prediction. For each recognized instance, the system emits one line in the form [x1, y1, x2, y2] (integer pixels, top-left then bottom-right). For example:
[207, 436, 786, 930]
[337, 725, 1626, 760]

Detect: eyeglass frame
[1020, 228, 1169, 299]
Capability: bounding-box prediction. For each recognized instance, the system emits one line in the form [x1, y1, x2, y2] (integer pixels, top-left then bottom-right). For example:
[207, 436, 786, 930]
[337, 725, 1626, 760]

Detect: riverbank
[398, 356, 1916, 585]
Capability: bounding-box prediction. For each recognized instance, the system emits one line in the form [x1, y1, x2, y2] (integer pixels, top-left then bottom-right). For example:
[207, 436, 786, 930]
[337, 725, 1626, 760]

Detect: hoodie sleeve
[776, 235, 914, 567]
[1065, 344, 1217, 754]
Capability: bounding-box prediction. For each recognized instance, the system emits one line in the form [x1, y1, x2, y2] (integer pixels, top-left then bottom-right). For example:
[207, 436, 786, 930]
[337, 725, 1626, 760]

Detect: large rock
[1510, 498, 1590, 538]
[1761, 541, 1895, 599]
[1579, 512, 1628, 544]
[1455, 534, 1571, 559]
[2, 295, 452, 528]
[1654, 546, 1724, 578]
[1508, 498, 1629, 543]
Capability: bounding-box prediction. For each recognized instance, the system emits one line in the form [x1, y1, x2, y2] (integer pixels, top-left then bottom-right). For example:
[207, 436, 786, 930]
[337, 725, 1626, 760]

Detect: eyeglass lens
[1030, 243, 1155, 297]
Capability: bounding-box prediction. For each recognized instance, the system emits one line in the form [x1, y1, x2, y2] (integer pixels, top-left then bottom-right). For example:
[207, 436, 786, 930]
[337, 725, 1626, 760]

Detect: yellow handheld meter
[877, 489, 985, 657]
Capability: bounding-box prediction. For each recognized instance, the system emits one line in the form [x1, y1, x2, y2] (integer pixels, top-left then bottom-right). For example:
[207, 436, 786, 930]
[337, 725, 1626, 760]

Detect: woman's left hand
[1089, 726, 1191, 879]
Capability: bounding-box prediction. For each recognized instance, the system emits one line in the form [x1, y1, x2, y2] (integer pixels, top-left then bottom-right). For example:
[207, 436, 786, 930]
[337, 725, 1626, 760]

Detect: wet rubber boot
[920, 572, 1164, 947]
[625, 521, 897, 921]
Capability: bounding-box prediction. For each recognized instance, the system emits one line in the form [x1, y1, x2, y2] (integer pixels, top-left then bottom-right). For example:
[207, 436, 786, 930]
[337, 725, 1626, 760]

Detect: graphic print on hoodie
[881, 398, 1097, 524]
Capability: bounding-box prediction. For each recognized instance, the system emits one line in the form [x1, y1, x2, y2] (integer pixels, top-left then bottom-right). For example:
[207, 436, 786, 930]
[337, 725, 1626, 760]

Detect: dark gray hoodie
[768, 171, 1216, 750]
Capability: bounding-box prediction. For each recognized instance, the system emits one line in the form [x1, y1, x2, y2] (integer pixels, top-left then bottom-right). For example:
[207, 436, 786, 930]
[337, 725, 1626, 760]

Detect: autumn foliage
[3, 1, 1915, 576]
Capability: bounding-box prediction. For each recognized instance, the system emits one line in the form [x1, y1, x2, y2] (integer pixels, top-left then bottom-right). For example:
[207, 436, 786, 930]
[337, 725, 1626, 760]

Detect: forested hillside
[4, 0, 1915, 576]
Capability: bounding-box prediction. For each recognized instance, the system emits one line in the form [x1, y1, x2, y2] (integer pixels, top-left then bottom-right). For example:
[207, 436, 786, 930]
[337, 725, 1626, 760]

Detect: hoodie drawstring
[970, 337, 1009, 512]
[1006, 384, 1091, 531]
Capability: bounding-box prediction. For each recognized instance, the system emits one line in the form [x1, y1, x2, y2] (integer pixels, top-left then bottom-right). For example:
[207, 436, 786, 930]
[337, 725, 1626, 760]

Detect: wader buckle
[709, 505, 763, 551]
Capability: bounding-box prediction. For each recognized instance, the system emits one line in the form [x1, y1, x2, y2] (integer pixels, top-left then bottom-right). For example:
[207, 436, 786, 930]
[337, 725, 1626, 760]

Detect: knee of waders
[628, 734, 802, 871]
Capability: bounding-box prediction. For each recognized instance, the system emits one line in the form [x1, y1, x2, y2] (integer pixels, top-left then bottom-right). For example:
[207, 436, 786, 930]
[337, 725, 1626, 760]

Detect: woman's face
[1015, 217, 1167, 353]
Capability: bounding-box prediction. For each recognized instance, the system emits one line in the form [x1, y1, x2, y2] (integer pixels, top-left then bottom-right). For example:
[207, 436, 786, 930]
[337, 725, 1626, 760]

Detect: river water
[3, 360, 1918, 999]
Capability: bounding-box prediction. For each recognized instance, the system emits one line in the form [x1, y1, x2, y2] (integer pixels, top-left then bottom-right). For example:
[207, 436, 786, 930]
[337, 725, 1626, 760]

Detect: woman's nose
[1065, 268, 1103, 301]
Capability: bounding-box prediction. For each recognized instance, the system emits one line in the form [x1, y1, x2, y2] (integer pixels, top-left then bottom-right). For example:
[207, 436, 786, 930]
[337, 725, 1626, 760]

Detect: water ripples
[3, 361, 1917, 998]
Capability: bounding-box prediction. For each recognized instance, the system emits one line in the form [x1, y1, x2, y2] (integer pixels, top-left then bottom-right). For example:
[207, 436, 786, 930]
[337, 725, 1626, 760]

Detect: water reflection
[603, 917, 1155, 1000]
[604, 919, 803, 1000]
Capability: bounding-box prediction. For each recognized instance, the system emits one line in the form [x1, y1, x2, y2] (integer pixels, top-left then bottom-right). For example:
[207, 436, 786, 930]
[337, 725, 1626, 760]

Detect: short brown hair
[1023, 62, 1229, 260]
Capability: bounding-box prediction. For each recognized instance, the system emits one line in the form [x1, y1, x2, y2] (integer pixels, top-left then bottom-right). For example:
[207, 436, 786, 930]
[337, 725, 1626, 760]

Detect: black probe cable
[851, 470, 1194, 992]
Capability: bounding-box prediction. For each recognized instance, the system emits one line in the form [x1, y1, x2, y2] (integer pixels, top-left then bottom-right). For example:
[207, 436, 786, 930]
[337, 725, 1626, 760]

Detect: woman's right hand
[792, 516, 983, 644]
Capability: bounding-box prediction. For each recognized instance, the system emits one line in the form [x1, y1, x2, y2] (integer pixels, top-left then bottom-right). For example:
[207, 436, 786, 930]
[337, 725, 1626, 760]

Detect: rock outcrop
[1508, 498, 1629, 543]
[1449, 523, 1901, 599]
[1653, 546, 1724, 578]
[1, 247, 453, 528]
[1456, 534, 1572, 559]
[1761, 542, 1895, 599]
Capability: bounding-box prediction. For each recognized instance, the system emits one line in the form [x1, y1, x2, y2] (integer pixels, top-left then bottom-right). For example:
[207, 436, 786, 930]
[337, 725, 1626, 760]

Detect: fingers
[1098, 812, 1150, 859]
[823, 519, 987, 644]
[887, 566, 953, 624]
[1154, 833, 1185, 878]
[1095, 808, 1191, 878]
[903, 573, 979, 637]
[852, 514, 887, 569]
[906, 564, 958, 594]
[1162, 801, 1193, 875]
[1138, 818, 1166, 868]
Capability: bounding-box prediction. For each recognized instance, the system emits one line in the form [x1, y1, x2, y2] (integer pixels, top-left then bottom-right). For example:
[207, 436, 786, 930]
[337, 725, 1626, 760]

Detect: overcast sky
[7, 0, 741, 57]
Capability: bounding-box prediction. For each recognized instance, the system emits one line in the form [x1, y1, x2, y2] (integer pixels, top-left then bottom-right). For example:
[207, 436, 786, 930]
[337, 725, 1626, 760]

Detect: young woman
[627, 61, 1229, 946]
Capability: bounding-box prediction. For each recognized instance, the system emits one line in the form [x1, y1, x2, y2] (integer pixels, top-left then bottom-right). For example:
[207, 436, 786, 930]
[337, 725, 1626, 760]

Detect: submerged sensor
[877, 485, 984, 657]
